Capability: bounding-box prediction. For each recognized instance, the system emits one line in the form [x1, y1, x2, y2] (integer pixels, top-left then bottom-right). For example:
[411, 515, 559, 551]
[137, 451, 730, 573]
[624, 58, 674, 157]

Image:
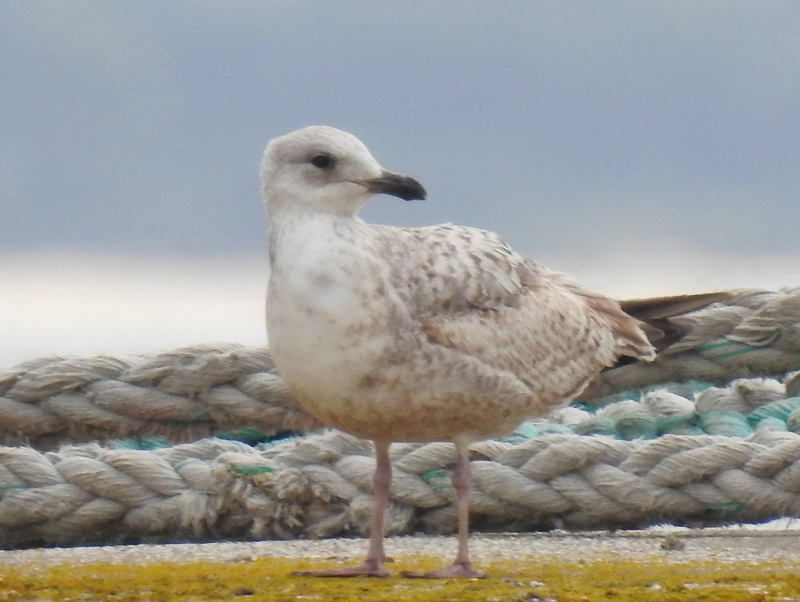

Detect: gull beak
[359, 170, 427, 201]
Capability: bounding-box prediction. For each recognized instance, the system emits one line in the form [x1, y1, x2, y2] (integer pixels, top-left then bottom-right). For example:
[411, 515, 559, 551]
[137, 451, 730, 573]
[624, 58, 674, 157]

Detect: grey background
[1, 2, 797, 367]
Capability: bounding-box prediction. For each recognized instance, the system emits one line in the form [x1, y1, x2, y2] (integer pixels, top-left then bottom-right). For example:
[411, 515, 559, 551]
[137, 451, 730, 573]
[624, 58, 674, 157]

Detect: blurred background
[2, 2, 798, 368]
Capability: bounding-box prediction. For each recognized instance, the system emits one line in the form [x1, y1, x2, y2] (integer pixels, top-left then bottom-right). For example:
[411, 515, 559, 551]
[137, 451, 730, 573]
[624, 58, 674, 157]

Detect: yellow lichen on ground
[1, 554, 799, 601]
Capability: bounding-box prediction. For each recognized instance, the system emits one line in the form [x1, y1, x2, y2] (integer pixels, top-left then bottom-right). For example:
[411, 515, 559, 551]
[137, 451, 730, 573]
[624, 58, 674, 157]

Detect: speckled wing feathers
[373, 223, 543, 313]
[372, 223, 656, 401]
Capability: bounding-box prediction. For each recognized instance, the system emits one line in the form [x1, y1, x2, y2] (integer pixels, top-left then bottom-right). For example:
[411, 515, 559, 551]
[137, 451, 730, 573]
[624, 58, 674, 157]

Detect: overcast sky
[2, 2, 799, 369]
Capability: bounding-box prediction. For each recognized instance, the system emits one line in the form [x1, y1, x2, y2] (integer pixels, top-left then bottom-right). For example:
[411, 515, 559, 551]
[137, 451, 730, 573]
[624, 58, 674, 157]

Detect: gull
[261, 125, 726, 578]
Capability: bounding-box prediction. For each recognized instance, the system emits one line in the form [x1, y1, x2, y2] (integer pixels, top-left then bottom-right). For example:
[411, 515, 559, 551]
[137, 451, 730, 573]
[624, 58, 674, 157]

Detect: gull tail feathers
[619, 291, 732, 321]
[572, 288, 658, 363]
[613, 291, 731, 366]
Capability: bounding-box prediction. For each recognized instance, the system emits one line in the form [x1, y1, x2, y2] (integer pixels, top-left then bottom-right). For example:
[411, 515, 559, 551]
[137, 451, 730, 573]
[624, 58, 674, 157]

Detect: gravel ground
[3, 524, 800, 569]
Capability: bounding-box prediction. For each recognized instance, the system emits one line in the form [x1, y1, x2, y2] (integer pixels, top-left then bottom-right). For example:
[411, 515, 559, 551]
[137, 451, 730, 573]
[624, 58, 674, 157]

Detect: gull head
[261, 126, 426, 216]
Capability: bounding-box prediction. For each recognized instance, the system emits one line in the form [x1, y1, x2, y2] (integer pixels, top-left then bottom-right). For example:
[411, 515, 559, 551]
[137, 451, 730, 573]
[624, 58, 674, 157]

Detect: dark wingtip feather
[618, 291, 732, 321]
[607, 291, 732, 369]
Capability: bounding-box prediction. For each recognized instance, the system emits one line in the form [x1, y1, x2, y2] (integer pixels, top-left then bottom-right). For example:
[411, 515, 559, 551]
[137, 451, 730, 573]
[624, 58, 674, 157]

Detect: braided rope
[0, 345, 319, 448]
[1, 288, 799, 449]
[5, 427, 800, 547]
[1, 287, 800, 547]
[583, 287, 800, 398]
[0, 373, 798, 546]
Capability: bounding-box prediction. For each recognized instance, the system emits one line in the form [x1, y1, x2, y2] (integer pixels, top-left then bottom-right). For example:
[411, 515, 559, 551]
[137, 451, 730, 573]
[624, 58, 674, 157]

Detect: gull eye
[310, 154, 335, 170]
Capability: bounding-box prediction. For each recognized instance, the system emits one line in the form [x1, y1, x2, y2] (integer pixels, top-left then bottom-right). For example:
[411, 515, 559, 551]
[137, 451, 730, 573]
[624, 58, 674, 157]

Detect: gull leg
[402, 436, 486, 579]
[293, 439, 392, 577]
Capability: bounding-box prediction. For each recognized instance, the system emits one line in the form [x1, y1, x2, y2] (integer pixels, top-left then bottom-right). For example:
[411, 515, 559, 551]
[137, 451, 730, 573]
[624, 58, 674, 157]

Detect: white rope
[1, 287, 800, 547]
[5, 429, 800, 547]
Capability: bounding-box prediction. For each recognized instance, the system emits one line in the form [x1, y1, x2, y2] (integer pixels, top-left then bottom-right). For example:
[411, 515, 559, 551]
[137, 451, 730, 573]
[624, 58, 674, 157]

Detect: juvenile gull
[262, 125, 726, 578]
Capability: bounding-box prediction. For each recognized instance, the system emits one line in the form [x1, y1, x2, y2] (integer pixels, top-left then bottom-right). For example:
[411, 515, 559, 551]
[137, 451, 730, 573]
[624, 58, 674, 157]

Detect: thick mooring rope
[3, 423, 800, 547]
[1, 288, 798, 449]
[0, 287, 799, 547]
[0, 374, 797, 547]
[0, 346, 320, 449]
[583, 287, 800, 398]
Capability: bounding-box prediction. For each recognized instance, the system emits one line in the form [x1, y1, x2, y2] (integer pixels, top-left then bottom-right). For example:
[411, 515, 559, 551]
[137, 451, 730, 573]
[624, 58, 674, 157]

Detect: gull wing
[372, 224, 655, 394]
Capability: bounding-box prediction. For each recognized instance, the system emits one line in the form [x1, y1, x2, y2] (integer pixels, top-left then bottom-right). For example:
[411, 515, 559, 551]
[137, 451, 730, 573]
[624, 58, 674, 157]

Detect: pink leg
[402, 437, 486, 579]
[293, 439, 392, 577]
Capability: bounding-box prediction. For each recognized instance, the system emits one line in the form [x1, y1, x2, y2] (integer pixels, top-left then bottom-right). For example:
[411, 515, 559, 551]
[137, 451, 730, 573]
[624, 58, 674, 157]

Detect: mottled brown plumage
[262, 126, 724, 578]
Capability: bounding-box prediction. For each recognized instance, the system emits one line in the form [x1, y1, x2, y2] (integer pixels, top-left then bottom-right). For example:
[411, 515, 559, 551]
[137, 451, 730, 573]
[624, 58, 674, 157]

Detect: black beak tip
[402, 180, 427, 202]
[364, 172, 427, 202]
